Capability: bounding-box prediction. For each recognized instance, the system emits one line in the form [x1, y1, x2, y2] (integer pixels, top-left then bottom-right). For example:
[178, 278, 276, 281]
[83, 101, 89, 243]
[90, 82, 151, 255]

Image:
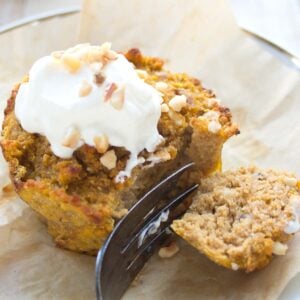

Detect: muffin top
[1, 44, 238, 194]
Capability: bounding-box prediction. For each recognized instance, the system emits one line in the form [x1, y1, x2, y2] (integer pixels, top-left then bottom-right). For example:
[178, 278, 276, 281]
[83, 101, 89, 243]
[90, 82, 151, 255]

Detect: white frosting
[14, 44, 163, 182]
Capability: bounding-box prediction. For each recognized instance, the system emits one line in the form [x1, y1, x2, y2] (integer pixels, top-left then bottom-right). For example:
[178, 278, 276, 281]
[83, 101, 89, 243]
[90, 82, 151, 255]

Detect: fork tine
[118, 162, 194, 244]
[124, 184, 198, 273]
[96, 162, 195, 300]
[122, 183, 198, 255]
[126, 228, 168, 271]
[97, 229, 168, 300]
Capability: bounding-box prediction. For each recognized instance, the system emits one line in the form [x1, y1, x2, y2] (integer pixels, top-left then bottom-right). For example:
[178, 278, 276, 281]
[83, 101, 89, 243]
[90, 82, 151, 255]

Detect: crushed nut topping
[79, 80, 93, 97]
[100, 150, 117, 169]
[145, 149, 171, 168]
[154, 149, 171, 161]
[169, 95, 187, 112]
[161, 103, 169, 113]
[283, 177, 297, 187]
[168, 110, 185, 126]
[53, 43, 118, 74]
[155, 81, 168, 91]
[136, 69, 148, 79]
[93, 135, 109, 154]
[272, 242, 288, 255]
[207, 98, 221, 107]
[110, 86, 125, 110]
[61, 53, 81, 73]
[231, 263, 239, 271]
[158, 242, 179, 258]
[101, 42, 118, 61]
[203, 110, 220, 120]
[62, 127, 81, 148]
[104, 83, 118, 101]
[208, 120, 222, 134]
[94, 73, 106, 85]
[199, 110, 222, 134]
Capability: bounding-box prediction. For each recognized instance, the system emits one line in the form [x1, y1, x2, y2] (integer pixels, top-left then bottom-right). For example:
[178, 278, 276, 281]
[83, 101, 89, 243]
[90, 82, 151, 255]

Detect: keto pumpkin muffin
[171, 166, 300, 272]
[1, 43, 238, 254]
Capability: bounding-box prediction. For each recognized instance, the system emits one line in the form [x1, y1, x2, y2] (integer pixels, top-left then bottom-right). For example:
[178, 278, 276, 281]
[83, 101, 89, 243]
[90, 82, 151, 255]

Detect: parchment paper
[0, 0, 300, 299]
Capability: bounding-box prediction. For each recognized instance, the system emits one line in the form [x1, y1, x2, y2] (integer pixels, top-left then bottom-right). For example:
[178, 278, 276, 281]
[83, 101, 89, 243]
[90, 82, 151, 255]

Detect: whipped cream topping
[15, 43, 163, 182]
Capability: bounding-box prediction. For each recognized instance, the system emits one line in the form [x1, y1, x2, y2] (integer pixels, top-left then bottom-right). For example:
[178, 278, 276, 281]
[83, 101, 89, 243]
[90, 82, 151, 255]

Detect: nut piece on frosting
[1, 44, 239, 254]
[62, 127, 81, 148]
[100, 150, 117, 170]
[93, 135, 109, 154]
[172, 166, 300, 272]
[15, 43, 164, 182]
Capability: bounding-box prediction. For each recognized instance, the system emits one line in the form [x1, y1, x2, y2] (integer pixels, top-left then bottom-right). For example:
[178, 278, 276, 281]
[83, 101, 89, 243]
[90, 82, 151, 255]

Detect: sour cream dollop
[15, 43, 163, 182]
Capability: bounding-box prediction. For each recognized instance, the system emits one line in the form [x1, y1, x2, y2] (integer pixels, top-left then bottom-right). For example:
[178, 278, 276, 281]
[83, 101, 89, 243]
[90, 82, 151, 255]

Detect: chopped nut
[169, 95, 187, 112]
[272, 242, 288, 255]
[93, 135, 109, 154]
[207, 98, 221, 107]
[104, 83, 118, 101]
[168, 110, 185, 126]
[208, 120, 222, 134]
[155, 149, 171, 161]
[155, 81, 168, 91]
[158, 242, 179, 258]
[86, 48, 103, 63]
[283, 177, 297, 187]
[136, 69, 148, 79]
[186, 96, 194, 105]
[79, 80, 93, 97]
[61, 53, 81, 73]
[110, 86, 125, 110]
[101, 42, 118, 60]
[203, 110, 220, 120]
[161, 103, 169, 113]
[146, 148, 171, 168]
[231, 263, 239, 270]
[100, 150, 117, 170]
[62, 127, 80, 148]
[104, 49, 118, 60]
[94, 73, 106, 85]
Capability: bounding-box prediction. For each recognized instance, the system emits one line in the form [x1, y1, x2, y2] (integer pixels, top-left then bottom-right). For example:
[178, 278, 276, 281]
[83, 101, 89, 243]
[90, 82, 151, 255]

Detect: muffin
[171, 166, 300, 272]
[1, 43, 238, 254]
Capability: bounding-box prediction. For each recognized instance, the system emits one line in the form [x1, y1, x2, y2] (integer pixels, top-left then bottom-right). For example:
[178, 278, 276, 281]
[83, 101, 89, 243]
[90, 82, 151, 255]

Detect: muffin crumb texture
[1, 47, 238, 254]
[171, 166, 300, 272]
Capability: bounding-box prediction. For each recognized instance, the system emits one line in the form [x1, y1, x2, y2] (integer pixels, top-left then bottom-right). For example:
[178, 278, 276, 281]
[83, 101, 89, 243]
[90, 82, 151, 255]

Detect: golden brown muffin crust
[1, 49, 238, 254]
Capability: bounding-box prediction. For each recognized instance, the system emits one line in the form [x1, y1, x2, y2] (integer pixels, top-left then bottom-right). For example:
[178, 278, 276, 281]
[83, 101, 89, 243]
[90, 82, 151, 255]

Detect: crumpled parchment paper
[0, 0, 299, 299]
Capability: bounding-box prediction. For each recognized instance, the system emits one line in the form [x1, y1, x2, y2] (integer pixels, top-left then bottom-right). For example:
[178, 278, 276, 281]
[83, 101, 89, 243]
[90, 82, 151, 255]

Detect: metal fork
[95, 162, 198, 300]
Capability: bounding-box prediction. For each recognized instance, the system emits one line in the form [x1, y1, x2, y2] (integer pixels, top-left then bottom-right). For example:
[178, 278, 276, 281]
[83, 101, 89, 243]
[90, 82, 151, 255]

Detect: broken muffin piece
[171, 166, 300, 272]
[1, 44, 238, 254]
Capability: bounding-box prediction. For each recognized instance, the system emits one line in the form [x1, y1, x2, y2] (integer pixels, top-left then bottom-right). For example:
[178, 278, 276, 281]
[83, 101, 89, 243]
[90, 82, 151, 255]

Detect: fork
[95, 162, 198, 300]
